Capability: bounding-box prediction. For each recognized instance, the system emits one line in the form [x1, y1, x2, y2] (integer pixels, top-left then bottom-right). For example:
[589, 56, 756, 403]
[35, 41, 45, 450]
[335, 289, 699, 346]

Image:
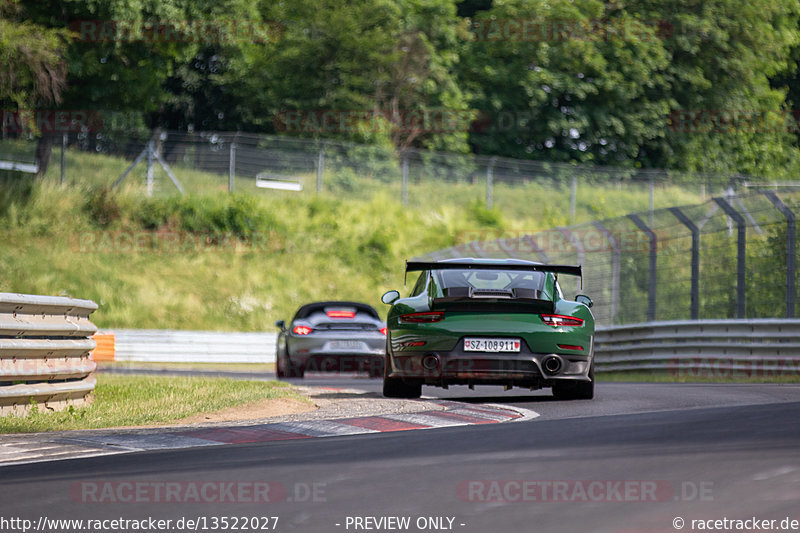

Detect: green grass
[0, 374, 308, 433]
[35, 145, 709, 224]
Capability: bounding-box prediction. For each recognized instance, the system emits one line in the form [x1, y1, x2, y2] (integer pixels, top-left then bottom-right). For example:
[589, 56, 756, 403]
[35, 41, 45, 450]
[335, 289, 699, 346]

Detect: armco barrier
[0, 293, 98, 415]
[107, 329, 277, 364]
[594, 319, 800, 376]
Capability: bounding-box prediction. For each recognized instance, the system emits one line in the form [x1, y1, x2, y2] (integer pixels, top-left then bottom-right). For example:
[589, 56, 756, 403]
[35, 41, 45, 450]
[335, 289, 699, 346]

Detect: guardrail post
[714, 197, 746, 318]
[669, 207, 700, 319]
[593, 221, 620, 323]
[627, 214, 657, 321]
[762, 190, 796, 317]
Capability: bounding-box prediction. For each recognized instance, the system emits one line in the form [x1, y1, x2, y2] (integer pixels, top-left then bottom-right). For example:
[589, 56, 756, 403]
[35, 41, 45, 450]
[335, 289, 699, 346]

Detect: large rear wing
[405, 261, 582, 287]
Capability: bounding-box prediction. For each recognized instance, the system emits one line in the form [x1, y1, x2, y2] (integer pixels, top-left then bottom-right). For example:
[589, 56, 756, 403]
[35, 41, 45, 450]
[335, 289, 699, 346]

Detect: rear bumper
[290, 352, 384, 373]
[387, 337, 593, 388]
[286, 335, 385, 373]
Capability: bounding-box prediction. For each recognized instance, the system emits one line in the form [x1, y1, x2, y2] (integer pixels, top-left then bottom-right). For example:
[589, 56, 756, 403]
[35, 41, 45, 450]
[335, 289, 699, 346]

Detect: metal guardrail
[109, 329, 276, 364]
[0, 293, 98, 415]
[594, 319, 800, 376]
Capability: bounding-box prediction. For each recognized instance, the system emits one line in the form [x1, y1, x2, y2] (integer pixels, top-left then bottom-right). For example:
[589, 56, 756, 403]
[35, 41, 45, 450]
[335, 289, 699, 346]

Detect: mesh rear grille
[472, 290, 513, 298]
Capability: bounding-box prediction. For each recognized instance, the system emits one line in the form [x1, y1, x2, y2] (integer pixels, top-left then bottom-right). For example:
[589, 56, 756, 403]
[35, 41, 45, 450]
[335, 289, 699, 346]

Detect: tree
[0, 2, 68, 175]
[459, 0, 672, 165]
[626, 0, 800, 178]
[244, 0, 471, 153]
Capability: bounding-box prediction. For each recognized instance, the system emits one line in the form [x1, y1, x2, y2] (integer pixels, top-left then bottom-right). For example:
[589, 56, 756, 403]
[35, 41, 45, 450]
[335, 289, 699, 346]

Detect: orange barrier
[91, 333, 115, 361]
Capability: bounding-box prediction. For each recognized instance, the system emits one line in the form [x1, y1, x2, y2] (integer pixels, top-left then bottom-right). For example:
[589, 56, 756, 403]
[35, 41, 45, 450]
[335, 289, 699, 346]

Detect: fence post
[593, 221, 620, 323]
[316, 149, 324, 194]
[228, 141, 236, 194]
[628, 214, 658, 321]
[146, 138, 154, 197]
[401, 153, 409, 205]
[714, 197, 746, 319]
[762, 191, 796, 317]
[669, 207, 700, 319]
[570, 175, 577, 221]
[649, 176, 655, 226]
[60, 133, 67, 186]
[486, 157, 496, 209]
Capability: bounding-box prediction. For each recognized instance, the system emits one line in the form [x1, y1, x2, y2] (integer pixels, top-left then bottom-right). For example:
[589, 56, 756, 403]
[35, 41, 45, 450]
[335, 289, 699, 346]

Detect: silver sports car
[275, 301, 387, 378]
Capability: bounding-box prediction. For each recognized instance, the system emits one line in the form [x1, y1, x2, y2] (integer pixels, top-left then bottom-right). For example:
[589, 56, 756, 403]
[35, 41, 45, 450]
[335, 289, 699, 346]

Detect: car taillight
[557, 344, 584, 351]
[380, 327, 387, 335]
[327, 310, 355, 319]
[399, 311, 444, 323]
[292, 325, 313, 335]
[541, 314, 584, 327]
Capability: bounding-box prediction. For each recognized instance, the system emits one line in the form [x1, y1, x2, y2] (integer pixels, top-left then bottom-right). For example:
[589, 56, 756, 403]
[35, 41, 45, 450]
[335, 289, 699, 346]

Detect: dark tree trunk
[34, 135, 54, 178]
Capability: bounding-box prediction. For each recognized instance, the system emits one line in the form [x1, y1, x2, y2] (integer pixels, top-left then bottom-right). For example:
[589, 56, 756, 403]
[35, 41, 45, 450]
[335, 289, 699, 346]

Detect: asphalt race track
[1, 380, 799, 533]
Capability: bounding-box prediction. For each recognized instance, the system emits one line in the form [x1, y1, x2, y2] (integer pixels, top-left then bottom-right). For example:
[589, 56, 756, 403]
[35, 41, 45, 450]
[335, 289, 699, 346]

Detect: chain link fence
[0, 129, 749, 222]
[414, 190, 800, 326]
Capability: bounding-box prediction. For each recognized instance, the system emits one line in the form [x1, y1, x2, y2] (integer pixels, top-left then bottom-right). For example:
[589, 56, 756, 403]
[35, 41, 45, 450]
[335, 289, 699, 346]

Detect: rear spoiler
[405, 261, 582, 287]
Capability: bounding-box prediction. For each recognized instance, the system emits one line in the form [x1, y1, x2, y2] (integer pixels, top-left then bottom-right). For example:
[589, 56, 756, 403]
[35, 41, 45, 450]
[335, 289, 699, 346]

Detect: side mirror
[274, 319, 286, 330]
[575, 294, 593, 308]
[381, 290, 400, 305]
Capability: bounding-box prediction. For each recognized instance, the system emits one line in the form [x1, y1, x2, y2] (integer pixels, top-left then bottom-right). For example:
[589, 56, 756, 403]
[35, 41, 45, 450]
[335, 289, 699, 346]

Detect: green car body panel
[382, 258, 595, 399]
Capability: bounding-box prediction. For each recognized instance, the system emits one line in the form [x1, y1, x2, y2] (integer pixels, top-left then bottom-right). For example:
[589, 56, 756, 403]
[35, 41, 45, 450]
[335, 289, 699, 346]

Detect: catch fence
[415, 191, 799, 326]
[1, 130, 744, 222]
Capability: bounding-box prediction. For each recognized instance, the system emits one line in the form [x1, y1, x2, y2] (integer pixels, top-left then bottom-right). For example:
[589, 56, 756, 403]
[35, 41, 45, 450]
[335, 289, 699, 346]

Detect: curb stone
[0, 387, 535, 467]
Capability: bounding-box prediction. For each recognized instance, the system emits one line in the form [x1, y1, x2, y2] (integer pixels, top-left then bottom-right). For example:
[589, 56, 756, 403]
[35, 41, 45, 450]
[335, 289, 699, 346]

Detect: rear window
[293, 301, 379, 320]
[435, 269, 546, 291]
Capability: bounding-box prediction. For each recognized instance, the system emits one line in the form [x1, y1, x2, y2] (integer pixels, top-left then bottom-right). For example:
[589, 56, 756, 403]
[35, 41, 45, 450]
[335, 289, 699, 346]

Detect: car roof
[293, 301, 379, 320]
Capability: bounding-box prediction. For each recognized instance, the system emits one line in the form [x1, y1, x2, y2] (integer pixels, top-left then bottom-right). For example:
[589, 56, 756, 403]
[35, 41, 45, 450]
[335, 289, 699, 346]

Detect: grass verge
[97, 361, 276, 372]
[0, 374, 309, 434]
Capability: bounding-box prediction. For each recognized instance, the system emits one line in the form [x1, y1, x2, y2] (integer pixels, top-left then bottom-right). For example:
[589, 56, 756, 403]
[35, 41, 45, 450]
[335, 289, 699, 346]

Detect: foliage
[12, 0, 800, 177]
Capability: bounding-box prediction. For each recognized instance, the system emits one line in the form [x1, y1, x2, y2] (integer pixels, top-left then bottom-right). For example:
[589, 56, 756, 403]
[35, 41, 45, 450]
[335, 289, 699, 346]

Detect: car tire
[382, 355, 421, 398]
[289, 361, 305, 379]
[383, 376, 422, 398]
[552, 364, 594, 400]
[276, 356, 286, 379]
[368, 363, 384, 379]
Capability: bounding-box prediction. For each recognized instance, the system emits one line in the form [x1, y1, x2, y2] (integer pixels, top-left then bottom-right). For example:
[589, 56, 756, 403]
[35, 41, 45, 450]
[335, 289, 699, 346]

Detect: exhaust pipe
[422, 354, 440, 372]
[542, 355, 563, 376]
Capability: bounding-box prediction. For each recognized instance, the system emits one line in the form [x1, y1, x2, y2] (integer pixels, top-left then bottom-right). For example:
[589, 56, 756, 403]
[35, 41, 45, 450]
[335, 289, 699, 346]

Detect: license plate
[327, 340, 364, 350]
[464, 338, 521, 352]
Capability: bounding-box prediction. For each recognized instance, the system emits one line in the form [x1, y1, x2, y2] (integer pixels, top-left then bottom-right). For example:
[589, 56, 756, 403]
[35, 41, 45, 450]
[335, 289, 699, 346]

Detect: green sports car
[380, 258, 595, 400]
